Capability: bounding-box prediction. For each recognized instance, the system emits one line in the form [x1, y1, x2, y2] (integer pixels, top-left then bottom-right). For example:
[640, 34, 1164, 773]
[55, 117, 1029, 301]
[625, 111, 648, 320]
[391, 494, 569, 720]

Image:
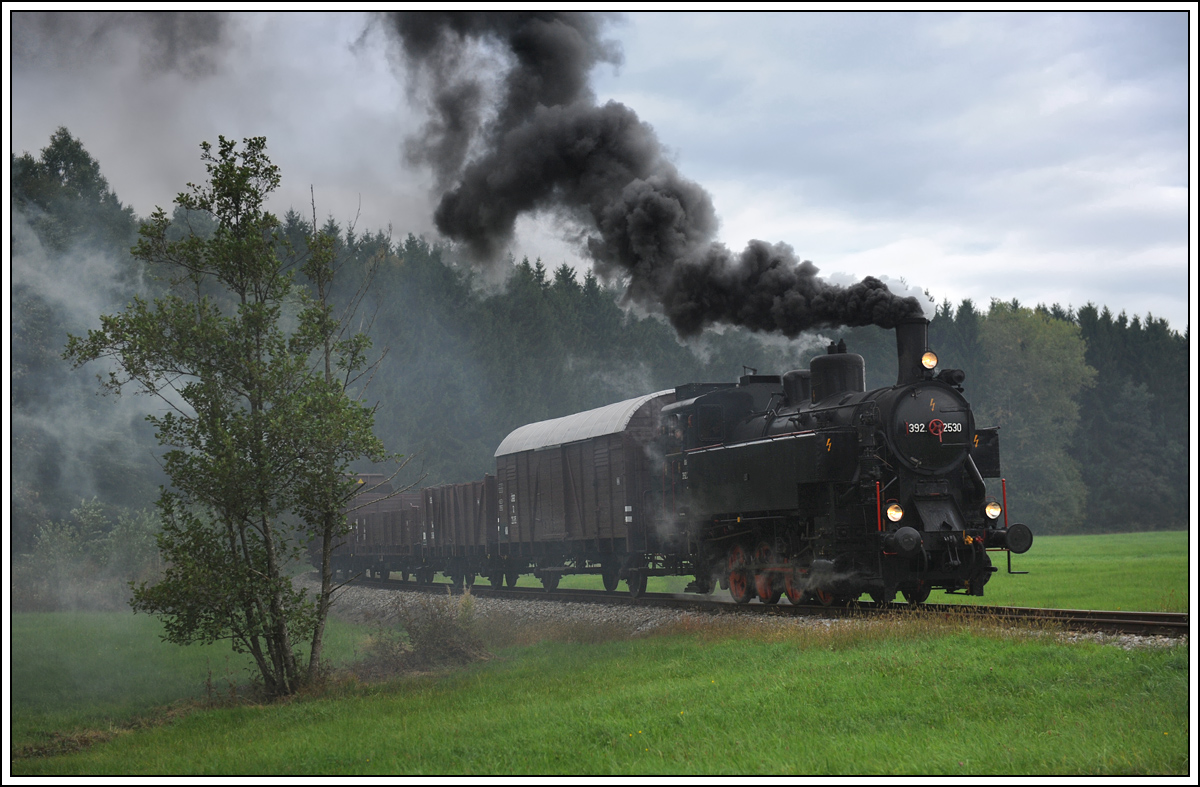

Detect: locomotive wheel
[784, 570, 806, 604]
[902, 581, 931, 606]
[753, 542, 779, 604]
[627, 570, 648, 598]
[814, 589, 835, 606]
[727, 545, 754, 605]
[969, 553, 993, 596]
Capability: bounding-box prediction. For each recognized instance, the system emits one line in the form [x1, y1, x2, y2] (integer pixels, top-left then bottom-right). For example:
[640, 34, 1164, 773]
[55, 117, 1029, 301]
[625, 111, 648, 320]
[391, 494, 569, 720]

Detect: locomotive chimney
[895, 317, 930, 386]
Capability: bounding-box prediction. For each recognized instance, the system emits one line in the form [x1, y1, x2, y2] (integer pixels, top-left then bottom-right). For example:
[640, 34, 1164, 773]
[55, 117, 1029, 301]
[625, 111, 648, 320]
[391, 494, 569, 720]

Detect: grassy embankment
[10, 530, 1190, 775]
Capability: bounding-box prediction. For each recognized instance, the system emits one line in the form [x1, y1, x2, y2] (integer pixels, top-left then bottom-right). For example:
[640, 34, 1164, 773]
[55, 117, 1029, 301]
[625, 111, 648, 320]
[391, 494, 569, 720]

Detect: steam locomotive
[325, 318, 1032, 605]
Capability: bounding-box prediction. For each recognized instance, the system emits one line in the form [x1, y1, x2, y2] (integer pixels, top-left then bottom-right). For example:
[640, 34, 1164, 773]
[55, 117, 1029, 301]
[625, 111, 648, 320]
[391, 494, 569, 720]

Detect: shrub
[351, 590, 489, 681]
[11, 500, 162, 611]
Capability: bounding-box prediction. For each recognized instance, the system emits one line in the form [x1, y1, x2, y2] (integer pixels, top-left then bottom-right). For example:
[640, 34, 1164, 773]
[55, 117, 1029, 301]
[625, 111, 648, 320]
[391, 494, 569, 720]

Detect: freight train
[320, 318, 1032, 605]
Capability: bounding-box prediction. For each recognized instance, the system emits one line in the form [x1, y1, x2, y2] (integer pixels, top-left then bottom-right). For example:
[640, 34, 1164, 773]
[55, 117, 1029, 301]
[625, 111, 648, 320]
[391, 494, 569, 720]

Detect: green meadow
[10, 530, 1190, 775]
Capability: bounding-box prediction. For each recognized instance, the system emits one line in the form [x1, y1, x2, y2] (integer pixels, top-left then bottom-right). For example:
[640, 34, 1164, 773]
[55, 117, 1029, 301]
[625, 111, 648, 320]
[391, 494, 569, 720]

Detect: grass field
[9, 530, 1192, 775]
[9, 612, 364, 754]
[504, 531, 1190, 612]
[10, 613, 1189, 775]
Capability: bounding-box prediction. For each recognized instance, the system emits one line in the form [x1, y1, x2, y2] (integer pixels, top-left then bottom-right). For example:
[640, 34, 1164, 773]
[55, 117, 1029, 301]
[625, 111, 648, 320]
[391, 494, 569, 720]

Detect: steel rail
[348, 575, 1188, 638]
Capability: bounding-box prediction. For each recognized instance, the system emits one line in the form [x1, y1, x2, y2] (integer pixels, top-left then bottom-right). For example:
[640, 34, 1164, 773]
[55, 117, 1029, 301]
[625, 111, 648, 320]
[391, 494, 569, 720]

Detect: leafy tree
[290, 219, 399, 681]
[973, 301, 1096, 532]
[65, 136, 389, 696]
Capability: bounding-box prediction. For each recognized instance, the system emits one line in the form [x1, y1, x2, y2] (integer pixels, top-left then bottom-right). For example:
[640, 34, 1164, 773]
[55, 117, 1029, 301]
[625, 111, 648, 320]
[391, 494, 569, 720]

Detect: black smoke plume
[384, 11, 923, 337]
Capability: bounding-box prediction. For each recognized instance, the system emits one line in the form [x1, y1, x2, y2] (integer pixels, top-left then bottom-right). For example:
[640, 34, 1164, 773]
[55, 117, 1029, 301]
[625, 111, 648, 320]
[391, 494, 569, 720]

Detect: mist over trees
[12, 128, 166, 548]
[9, 129, 1191, 580]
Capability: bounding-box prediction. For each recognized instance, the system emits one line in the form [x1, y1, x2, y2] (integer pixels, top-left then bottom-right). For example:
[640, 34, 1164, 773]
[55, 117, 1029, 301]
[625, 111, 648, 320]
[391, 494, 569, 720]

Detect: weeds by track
[349, 575, 1189, 638]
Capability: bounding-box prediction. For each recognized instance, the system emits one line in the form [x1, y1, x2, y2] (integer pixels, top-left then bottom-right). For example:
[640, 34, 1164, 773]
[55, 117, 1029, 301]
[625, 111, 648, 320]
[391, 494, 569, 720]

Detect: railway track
[348, 576, 1189, 638]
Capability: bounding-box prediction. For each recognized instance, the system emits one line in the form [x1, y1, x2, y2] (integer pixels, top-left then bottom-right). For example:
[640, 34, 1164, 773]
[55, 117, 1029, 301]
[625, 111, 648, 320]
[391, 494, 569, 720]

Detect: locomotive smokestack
[895, 317, 930, 386]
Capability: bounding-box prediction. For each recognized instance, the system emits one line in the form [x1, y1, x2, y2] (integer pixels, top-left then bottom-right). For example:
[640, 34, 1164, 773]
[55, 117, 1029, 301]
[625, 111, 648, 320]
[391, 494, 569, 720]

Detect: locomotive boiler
[324, 317, 1032, 605]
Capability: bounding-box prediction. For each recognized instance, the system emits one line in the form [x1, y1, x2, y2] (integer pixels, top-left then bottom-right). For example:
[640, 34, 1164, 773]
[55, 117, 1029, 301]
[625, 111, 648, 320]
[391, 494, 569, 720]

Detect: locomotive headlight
[985, 501, 1002, 520]
[886, 503, 905, 522]
[921, 351, 938, 370]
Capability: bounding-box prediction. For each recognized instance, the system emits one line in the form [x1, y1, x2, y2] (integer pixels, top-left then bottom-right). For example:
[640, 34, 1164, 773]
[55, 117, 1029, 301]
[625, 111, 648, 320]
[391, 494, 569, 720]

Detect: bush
[11, 500, 162, 611]
[351, 590, 489, 681]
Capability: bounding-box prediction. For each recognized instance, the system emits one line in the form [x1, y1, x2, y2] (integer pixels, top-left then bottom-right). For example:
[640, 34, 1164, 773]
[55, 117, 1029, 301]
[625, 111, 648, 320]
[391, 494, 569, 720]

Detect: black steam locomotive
[327, 317, 1032, 605]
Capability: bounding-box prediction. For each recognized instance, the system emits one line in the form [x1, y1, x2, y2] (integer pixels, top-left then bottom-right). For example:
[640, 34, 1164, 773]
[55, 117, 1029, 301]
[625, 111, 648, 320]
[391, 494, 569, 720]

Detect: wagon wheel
[602, 567, 620, 593]
[505, 571, 521, 588]
[753, 542, 782, 604]
[463, 572, 476, 589]
[727, 544, 754, 605]
[902, 581, 931, 606]
[627, 570, 648, 598]
[489, 572, 505, 589]
[541, 573, 560, 592]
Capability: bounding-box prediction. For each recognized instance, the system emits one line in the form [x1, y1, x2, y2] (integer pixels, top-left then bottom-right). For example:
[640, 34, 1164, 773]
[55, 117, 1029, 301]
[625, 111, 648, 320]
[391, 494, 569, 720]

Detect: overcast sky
[7, 10, 1194, 332]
